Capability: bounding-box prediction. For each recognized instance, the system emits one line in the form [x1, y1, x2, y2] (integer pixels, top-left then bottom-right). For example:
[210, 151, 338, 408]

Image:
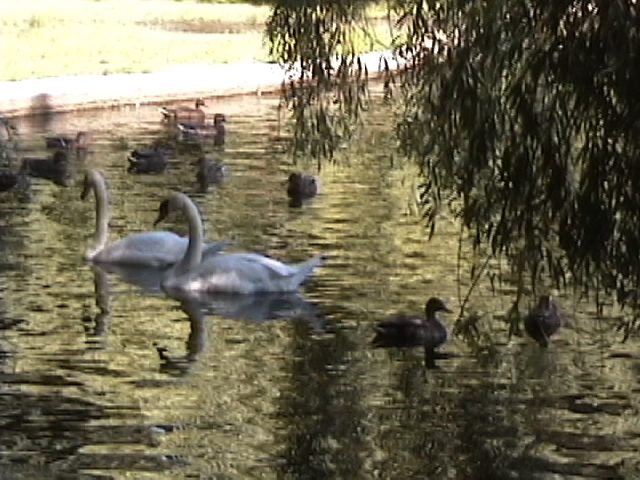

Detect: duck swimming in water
[45, 131, 92, 150]
[195, 157, 227, 192]
[524, 294, 562, 347]
[372, 297, 452, 352]
[160, 98, 206, 126]
[286, 172, 319, 206]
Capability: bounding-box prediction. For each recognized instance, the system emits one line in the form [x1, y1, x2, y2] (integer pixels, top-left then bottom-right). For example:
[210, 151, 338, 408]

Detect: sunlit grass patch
[0, 0, 396, 81]
[0, 0, 272, 81]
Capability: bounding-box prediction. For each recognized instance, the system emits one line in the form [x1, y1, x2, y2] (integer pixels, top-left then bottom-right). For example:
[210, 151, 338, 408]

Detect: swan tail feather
[290, 254, 327, 287]
[201, 239, 234, 258]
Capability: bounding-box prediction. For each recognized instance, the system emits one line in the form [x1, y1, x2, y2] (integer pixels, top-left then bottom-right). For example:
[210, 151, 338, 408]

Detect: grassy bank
[0, 0, 272, 81]
[0, 0, 394, 82]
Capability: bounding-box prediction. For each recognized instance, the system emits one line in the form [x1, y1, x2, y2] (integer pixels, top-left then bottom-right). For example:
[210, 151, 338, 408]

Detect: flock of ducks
[1, 101, 563, 362]
[1, 99, 320, 205]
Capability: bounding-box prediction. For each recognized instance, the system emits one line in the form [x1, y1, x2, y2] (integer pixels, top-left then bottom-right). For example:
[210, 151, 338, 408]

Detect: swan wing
[93, 231, 187, 267]
[93, 230, 231, 267]
[166, 253, 324, 294]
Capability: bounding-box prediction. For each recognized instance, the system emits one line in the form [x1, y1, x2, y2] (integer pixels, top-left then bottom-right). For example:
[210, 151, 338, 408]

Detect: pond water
[1, 92, 639, 480]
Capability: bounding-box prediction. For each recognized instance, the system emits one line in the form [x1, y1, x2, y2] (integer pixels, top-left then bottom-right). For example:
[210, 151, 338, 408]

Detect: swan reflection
[156, 296, 207, 376]
[155, 290, 324, 376]
[82, 266, 112, 348]
[92, 263, 166, 295]
[166, 288, 324, 325]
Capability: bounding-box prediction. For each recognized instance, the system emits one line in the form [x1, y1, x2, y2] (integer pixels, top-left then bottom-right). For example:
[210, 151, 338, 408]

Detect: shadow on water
[0, 92, 638, 479]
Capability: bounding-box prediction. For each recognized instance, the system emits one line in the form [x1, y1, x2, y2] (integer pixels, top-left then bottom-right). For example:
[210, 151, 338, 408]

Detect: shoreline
[0, 52, 401, 118]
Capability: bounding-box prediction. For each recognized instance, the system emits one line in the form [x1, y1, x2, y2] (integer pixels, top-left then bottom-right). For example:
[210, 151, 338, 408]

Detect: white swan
[155, 192, 326, 294]
[82, 170, 231, 267]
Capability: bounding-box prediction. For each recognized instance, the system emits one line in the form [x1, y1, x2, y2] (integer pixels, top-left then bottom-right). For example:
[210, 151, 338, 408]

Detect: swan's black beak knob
[154, 199, 170, 226]
[80, 176, 91, 200]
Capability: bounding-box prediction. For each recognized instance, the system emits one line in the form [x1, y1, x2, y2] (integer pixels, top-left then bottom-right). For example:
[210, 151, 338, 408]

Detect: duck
[154, 192, 327, 294]
[126, 145, 171, 174]
[0, 169, 19, 192]
[212, 113, 226, 147]
[372, 297, 453, 350]
[196, 157, 227, 192]
[524, 294, 562, 347]
[160, 98, 206, 126]
[21, 150, 73, 186]
[45, 131, 92, 150]
[81, 170, 232, 267]
[286, 172, 319, 201]
[176, 113, 225, 146]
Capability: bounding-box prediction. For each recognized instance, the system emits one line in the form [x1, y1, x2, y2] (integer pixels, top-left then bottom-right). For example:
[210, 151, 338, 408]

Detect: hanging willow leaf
[267, 0, 640, 335]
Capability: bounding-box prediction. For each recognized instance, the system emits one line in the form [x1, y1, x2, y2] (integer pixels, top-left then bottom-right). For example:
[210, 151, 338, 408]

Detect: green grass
[0, 0, 272, 81]
[0, 0, 396, 82]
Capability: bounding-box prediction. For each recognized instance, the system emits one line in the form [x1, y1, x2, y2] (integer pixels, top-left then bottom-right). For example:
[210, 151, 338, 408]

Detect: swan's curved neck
[88, 174, 110, 258]
[173, 196, 204, 275]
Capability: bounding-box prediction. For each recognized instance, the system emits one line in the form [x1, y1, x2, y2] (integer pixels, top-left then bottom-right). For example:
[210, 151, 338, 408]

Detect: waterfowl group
[0, 111, 570, 376]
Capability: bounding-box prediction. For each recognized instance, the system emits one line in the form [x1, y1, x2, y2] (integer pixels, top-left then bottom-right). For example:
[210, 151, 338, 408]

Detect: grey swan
[155, 192, 327, 294]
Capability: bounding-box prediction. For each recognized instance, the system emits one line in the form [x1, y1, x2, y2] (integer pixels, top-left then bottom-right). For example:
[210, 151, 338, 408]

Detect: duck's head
[213, 113, 226, 125]
[195, 98, 206, 109]
[287, 172, 301, 183]
[536, 294, 557, 312]
[424, 297, 453, 318]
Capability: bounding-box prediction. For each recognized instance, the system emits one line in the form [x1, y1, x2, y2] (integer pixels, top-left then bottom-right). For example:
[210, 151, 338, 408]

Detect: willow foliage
[266, 0, 373, 160]
[267, 0, 640, 328]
